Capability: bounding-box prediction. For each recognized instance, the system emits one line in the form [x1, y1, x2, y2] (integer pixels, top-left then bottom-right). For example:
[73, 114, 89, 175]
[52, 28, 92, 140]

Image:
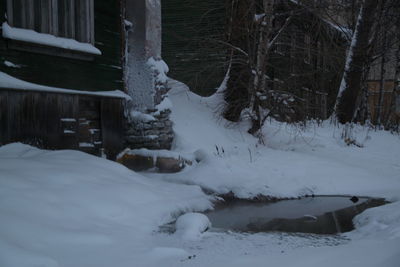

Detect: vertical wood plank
[101, 98, 124, 160]
[20, 0, 27, 28]
[75, 0, 89, 43]
[34, 0, 42, 32]
[51, 0, 58, 36]
[85, 0, 90, 43]
[6, 0, 14, 26]
[25, 0, 35, 29]
[45, 93, 61, 149]
[0, 91, 9, 144]
[41, 0, 51, 33]
[74, 0, 81, 41]
[89, 0, 94, 44]
[58, 0, 66, 37]
[12, 0, 23, 28]
[7, 91, 20, 143]
[69, 0, 76, 39]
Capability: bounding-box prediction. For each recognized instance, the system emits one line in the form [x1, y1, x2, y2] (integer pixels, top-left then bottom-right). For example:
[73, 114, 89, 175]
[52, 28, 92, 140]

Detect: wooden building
[366, 30, 400, 126]
[0, 0, 172, 159]
[267, 0, 347, 121]
[224, 0, 347, 122]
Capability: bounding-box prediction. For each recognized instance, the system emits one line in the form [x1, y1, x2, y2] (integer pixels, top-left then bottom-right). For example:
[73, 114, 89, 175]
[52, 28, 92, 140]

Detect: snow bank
[151, 79, 400, 200]
[2, 22, 101, 55]
[0, 143, 212, 267]
[1, 77, 400, 267]
[175, 213, 211, 241]
[139, 79, 400, 267]
[0, 71, 131, 100]
[352, 201, 400, 239]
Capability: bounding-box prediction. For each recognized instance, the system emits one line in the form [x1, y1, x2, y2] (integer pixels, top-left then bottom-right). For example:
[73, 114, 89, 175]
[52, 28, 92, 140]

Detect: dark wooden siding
[0, 0, 123, 92]
[0, 89, 125, 160]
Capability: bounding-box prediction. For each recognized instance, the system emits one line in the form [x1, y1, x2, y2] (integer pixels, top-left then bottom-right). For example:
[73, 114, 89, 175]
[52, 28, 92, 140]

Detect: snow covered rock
[117, 148, 193, 173]
[116, 153, 155, 171]
[175, 213, 211, 241]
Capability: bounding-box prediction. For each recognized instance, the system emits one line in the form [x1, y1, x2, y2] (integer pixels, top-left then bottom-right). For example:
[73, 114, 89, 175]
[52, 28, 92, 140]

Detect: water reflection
[206, 196, 387, 234]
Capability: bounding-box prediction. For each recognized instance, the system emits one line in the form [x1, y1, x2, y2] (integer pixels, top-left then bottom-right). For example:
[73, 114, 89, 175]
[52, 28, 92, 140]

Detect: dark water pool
[206, 196, 387, 234]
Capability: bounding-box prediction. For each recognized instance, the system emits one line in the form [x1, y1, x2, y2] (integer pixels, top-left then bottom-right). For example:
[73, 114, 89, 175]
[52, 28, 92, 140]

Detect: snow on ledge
[117, 148, 196, 162]
[0, 71, 131, 100]
[153, 97, 173, 116]
[147, 57, 169, 84]
[2, 22, 101, 55]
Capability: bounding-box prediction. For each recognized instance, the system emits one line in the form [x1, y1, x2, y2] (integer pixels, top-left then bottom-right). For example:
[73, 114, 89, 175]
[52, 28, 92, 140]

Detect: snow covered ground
[1, 79, 400, 266]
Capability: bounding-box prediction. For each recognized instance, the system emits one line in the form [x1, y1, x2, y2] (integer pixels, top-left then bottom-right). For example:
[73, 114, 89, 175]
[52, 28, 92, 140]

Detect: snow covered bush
[174, 213, 211, 241]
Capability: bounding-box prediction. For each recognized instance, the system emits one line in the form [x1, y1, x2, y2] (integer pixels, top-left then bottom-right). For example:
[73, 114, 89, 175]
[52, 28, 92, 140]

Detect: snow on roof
[1, 22, 101, 55]
[0, 71, 131, 100]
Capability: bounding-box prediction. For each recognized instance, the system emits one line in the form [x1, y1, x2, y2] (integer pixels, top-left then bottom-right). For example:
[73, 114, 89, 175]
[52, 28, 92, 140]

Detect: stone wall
[125, 109, 174, 150]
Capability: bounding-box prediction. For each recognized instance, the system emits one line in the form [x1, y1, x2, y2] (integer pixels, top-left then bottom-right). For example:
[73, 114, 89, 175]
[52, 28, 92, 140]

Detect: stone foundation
[125, 109, 174, 150]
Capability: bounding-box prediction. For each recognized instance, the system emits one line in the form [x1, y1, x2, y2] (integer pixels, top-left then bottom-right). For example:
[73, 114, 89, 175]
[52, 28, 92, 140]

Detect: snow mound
[353, 201, 400, 239]
[175, 213, 211, 241]
[0, 143, 212, 267]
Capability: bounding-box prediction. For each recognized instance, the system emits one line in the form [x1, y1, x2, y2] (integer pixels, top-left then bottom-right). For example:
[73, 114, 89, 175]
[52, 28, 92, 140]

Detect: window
[6, 0, 94, 45]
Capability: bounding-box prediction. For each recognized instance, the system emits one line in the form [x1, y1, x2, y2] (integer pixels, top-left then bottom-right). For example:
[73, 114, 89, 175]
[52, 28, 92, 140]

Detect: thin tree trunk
[335, 0, 379, 124]
[353, 63, 371, 123]
[248, 0, 275, 135]
[223, 0, 254, 122]
[376, 30, 387, 126]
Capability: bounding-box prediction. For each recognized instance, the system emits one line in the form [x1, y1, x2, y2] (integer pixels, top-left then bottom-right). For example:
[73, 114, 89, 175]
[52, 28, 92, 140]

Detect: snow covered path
[0, 79, 399, 266]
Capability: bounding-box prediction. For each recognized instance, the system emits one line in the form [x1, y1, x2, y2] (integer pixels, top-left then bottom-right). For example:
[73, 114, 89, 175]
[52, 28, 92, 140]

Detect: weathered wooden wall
[0, 89, 125, 159]
[367, 80, 396, 123]
[0, 0, 123, 92]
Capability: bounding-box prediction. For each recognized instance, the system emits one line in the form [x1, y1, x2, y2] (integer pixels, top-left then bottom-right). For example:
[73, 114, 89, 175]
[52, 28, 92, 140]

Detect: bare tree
[247, 0, 276, 136]
[334, 0, 380, 124]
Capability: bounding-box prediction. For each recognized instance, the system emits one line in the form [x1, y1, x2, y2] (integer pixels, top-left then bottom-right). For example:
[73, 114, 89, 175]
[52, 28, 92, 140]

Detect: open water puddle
[206, 196, 387, 234]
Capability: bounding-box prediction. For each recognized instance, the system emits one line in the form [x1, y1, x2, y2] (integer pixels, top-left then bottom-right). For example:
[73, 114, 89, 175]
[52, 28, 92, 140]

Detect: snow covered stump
[174, 213, 211, 241]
